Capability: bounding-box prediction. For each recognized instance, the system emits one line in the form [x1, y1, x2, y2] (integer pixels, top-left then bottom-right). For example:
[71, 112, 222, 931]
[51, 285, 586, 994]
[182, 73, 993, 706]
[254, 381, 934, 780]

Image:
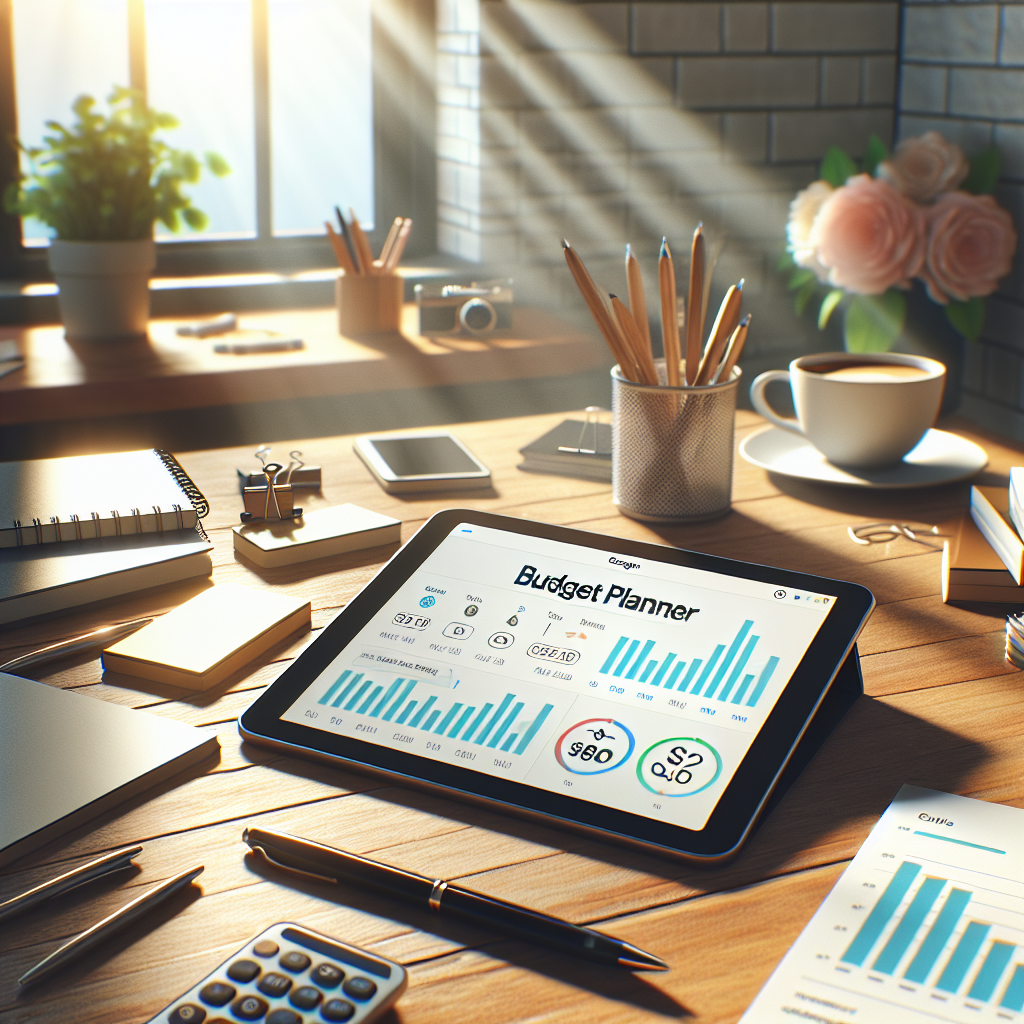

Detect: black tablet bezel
[240, 509, 874, 862]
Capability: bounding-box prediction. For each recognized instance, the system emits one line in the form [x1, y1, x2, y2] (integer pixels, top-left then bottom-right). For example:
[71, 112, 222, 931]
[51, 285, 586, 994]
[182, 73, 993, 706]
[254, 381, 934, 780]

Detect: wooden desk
[0, 410, 1021, 1024]
[0, 306, 604, 425]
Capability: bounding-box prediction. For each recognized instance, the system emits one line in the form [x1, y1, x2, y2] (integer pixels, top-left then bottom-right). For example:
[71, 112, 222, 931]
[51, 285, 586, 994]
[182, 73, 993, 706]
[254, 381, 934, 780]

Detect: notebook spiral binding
[155, 450, 210, 520]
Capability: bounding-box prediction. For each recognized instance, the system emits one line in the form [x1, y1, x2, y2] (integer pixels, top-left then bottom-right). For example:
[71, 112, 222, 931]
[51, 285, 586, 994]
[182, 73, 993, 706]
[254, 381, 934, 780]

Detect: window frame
[0, 0, 437, 282]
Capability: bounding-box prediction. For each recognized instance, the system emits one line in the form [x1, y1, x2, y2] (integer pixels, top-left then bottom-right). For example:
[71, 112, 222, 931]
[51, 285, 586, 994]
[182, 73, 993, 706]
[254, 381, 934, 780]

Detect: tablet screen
[281, 522, 836, 832]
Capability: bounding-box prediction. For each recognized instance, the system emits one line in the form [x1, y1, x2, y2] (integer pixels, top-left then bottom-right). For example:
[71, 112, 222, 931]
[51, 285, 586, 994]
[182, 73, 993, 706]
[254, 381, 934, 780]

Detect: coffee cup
[749, 352, 946, 467]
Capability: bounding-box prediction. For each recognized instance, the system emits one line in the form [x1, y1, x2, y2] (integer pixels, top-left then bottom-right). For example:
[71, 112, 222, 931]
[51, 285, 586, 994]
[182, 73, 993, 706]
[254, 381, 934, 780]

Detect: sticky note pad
[102, 583, 311, 690]
[233, 503, 401, 567]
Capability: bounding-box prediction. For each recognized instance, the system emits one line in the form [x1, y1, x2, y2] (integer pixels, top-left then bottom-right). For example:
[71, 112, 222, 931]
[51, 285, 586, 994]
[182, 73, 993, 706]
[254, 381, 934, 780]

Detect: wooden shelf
[0, 304, 607, 425]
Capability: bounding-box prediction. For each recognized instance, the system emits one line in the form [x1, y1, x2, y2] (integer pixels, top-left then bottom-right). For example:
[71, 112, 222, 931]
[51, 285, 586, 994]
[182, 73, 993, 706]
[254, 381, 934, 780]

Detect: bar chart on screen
[598, 621, 781, 708]
[316, 669, 562, 756]
[740, 787, 1024, 1024]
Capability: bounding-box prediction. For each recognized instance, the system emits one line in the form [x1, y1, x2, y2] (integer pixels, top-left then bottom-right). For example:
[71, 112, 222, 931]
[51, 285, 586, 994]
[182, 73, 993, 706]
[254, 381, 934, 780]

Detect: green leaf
[863, 134, 888, 177]
[963, 146, 1000, 194]
[182, 206, 208, 230]
[788, 268, 818, 290]
[794, 279, 818, 316]
[820, 146, 858, 187]
[844, 291, 906, 353]
[777, 250, 797, 271]
[818, 289, 844, 329]
[205, 151, 230, 177]
[945, 297, 985, 341]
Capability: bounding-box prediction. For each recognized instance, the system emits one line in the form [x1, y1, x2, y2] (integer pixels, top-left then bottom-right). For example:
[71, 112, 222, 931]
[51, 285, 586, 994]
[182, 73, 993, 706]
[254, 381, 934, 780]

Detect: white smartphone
[353, 431, 491, 493]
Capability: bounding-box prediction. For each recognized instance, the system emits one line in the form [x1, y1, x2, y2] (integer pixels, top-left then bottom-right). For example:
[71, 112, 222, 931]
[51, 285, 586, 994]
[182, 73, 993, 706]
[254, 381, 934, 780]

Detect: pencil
[610, 294, 658, 386]
[334, 205, 361, 274]
[379, 216, 404, 266]
[695, 279, 743, 386]
[563, 240, 640, 382]
[348, 208, 376, 275]
[384, 218, 413, 272]
[713, 314, 750, 384]
[325, 221, 356, 275]
[625, 244, 652, 365]
[685, 225, 704, 386]
[658, 238, 681, 386]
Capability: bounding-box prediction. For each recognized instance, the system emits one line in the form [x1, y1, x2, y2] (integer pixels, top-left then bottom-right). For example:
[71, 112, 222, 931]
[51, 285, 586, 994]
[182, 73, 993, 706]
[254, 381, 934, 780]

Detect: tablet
[240, 510, 874, 862]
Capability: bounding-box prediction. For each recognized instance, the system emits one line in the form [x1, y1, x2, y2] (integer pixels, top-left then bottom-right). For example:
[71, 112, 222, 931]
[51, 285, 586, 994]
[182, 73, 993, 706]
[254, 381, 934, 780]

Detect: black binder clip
[240, 462, 303, 523]
[237, 445, 322, 491]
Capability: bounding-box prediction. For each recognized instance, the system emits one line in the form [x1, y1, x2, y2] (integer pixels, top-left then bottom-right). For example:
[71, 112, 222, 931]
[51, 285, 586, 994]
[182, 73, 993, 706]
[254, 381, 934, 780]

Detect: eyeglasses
[847, 522, 945, 551]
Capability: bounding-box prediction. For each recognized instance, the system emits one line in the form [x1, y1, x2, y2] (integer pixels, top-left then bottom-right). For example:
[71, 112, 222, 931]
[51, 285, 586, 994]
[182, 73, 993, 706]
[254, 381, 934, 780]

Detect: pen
[0, 846, 142, 925]
[658, 238, 681, 386]
[243, 827, 668, 972]
[18, 865, 204, 987]
[334, 205, 362, 274]
[0, 617, 153, 675]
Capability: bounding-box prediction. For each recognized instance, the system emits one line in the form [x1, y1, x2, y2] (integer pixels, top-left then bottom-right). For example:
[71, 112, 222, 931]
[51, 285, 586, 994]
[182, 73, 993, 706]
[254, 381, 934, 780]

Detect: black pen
[243, 827, 668, 972]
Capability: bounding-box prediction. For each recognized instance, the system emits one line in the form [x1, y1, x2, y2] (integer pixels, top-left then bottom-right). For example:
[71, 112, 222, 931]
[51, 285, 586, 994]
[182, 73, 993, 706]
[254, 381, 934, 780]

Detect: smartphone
[354, 432, 491, 493]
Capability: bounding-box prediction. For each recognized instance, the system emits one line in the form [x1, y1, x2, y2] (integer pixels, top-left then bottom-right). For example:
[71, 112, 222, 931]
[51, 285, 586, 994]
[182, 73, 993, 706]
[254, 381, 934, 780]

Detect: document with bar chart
[281, 521, 835, 832]
[741, 786, 1024, 1024]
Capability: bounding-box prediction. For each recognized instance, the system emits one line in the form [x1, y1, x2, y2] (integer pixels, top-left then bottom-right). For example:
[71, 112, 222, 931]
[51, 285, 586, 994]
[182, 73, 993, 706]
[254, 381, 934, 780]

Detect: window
[0, 0, 436, 279]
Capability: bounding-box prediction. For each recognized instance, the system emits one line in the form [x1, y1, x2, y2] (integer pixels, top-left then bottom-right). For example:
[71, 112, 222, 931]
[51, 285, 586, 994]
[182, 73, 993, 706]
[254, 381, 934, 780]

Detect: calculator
[146, 922, 408, 1024]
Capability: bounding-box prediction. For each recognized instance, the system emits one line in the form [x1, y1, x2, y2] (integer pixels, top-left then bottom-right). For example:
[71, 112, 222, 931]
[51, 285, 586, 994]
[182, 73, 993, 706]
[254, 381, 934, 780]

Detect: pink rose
[921, 191, 1017, 303]
[810, 175, 926, 294]
[786, 180, 833, 281]
[878, 132, 969, 203]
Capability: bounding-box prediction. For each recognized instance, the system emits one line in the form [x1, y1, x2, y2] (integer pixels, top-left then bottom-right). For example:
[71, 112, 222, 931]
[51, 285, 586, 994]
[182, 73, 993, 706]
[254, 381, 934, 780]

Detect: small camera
[415, 279, 513, 335]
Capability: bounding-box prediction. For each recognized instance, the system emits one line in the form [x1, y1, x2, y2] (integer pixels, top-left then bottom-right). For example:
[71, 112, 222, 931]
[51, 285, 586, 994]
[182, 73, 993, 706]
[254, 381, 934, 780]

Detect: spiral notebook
[0, 449, 208, 548]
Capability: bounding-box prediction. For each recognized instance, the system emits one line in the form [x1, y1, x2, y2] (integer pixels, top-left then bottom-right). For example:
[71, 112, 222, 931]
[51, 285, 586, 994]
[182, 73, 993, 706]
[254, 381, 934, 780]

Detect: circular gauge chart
[555, 718, 635, 775]
[636, 737, 722, 796]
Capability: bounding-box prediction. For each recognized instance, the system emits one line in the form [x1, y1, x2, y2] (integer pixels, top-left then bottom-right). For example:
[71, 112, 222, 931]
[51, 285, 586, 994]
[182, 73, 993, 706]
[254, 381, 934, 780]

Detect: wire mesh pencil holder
[612, 360, 740, 523]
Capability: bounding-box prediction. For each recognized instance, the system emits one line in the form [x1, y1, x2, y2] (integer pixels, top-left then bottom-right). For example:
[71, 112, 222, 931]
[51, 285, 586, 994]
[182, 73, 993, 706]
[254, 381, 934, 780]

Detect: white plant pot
[47, 239, 156, 341]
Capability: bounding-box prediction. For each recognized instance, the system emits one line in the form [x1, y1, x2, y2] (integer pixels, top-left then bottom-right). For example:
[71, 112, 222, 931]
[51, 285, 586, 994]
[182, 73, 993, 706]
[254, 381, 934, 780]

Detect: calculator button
[310, 963, 343, 988]
[257, 972, 293, 998]
[290, 986, 323, 1010]
[342, 977, 376, 1001]
[280, 951, 312, 973]
[231, 995, 269, 1020]
[266, 1011, 302, 1024]
[227, 960, 261, 983]
[168, 1006, 206, 1023]
[254, 940, 280, 958]
[199, 983, 235, 1007]
[320, 999, 356, 1022]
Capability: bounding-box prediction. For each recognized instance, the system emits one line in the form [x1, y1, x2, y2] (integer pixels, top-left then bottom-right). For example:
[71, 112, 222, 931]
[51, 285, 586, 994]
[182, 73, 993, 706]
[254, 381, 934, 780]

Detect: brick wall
[899, 0, 1024, 438]
[437, 0, 899, 374]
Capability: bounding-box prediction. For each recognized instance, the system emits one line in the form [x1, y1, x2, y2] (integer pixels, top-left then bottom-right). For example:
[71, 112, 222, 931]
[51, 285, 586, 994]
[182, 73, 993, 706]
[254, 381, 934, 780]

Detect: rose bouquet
[783, 132, 1017, 351]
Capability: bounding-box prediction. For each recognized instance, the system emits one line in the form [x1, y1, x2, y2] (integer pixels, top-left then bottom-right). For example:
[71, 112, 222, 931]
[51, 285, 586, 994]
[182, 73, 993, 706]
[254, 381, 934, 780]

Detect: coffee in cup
[749, 352, 946, 467]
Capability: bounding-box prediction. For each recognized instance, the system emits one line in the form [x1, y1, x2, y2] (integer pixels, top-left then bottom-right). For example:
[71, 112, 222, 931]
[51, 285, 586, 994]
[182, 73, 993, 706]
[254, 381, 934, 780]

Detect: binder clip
[558, 407, 610, 456]
[240, 462, 303, 523]
[237, 446, 322, 491]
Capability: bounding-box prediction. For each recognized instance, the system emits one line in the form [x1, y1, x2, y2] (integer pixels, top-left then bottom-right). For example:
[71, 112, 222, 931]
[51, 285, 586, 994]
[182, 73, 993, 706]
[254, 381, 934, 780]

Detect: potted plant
[5, 86, 229, 341]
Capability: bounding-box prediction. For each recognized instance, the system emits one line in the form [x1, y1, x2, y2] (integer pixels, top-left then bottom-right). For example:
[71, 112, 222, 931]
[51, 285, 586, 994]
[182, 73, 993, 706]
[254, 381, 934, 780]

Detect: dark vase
[890, 280, 967, 416]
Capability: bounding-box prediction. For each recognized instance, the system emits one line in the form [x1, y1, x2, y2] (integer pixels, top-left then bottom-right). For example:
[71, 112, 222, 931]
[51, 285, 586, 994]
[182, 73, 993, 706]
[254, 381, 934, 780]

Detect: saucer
[739, 427, 988, 489]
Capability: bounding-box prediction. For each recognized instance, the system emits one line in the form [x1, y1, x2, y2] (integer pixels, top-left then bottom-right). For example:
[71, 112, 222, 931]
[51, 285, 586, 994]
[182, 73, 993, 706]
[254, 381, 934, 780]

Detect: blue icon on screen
[420, 596, 435, 608]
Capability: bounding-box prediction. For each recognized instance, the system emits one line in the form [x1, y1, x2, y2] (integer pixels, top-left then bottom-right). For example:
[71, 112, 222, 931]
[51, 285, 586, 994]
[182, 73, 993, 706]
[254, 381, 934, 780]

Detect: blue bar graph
[718, 634, 760, 702]
[841, 861, 921, 966]
[903, 888, 972, 983]
[968, 942, 1016, 1001]
[487, 701, 524, 748]
[937, 922, 991, 993]
[872, 876, 945, 974]
[435, 702, 463, 734]
[651, 654, 677, 687]
[357, 685, 383, 715]
[745, 656, 779, 707]
[689, 646, 724, 696]
[677, 660, 700, 691]
[703, 621, 753, 699]
[513, 703, 553, 755]
[318, 670, 352, 706]
[423, 709, 440, 731]
[344, 677, 373, 711]
[1001, 965, 1024, 1011]
[624, 640, 655, 680]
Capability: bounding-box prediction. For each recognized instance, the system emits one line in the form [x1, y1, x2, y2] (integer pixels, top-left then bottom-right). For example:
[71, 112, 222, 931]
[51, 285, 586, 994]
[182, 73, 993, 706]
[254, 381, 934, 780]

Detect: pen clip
[247, 844, 339, 886]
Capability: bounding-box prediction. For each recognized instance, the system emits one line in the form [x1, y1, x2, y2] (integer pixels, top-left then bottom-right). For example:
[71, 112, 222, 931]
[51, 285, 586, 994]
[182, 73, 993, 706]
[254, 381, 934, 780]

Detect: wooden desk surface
[1, 410, 1021, 1024]
[0, 305, 604, 425]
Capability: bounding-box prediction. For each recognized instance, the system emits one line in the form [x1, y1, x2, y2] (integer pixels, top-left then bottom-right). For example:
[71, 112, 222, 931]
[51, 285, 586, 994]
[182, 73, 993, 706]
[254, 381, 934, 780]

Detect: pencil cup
[612, 360, 741, 523]
[336, 273, 403, 334]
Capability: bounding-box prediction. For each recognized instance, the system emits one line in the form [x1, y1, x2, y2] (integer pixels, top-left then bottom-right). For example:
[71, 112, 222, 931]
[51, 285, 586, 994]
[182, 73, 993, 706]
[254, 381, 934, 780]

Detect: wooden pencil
[379, 216, 404, 266]
[658, 238, 682, 386]
[562, 240, 640, 382]
[685, 224, 704, 386]
[334, 205, 361, 274]
[625, 244, 652, 363]
[610, 294, 658, 386]
[348, 208, 376, 275]
[713, 314, 750, 384]
[384, 218, 413, 272]
[325, 221, 356, 275]
[695, 279, 743, 386]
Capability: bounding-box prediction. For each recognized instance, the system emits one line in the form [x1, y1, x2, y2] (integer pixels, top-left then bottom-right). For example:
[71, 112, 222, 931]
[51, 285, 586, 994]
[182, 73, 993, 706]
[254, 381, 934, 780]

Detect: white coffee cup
[749, 352, 946, 467]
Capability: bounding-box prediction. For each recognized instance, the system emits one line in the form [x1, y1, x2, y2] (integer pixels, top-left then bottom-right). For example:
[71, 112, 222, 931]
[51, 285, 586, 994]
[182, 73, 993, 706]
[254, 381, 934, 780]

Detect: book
[102, 583, 311, 690]
[0, 449, 207, 548]
[518, 418, 612, 482]
[942, 514, 1024, 603]
[233, 503, 401, 567]
[0, 531, 213, 626]
[0, 671, 219, 867]
[969, 485, 1024, 583]
[1009, 467, 1024, 540]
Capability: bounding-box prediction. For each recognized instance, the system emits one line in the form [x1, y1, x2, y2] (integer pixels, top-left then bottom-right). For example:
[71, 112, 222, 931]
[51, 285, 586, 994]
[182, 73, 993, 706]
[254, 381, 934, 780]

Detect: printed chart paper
[741, 786, 1024, 1024]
